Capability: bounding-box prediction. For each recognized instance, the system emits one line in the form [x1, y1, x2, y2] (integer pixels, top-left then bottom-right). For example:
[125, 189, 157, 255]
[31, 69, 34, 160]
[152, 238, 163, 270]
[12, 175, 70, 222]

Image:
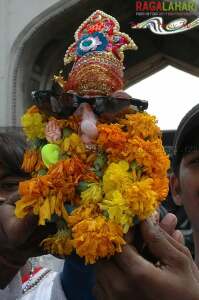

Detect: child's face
[0, 163, 26, 203]
[178, 150, 199, 231]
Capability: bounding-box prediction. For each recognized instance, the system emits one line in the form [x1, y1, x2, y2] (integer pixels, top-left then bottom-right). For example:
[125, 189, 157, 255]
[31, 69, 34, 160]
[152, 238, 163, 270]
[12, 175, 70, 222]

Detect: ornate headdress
[56, 10, 137, 96]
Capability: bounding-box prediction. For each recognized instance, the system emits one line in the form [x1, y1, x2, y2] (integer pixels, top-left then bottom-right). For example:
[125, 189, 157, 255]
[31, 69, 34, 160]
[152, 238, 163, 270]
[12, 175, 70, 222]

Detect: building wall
[0, 0, 59, 126]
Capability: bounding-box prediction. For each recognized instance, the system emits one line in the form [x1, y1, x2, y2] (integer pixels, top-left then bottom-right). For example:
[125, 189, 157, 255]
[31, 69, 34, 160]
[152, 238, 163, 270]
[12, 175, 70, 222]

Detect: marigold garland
[14, 10, 170, 264]
[15, 107, 170, 264]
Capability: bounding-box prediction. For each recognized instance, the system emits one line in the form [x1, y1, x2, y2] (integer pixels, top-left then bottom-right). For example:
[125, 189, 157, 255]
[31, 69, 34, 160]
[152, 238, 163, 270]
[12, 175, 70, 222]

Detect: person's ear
[170, 173, 182, 206]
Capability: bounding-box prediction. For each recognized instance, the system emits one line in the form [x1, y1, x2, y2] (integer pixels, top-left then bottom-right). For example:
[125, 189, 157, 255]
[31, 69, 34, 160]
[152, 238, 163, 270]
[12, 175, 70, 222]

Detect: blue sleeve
[61, 253, 96, 300]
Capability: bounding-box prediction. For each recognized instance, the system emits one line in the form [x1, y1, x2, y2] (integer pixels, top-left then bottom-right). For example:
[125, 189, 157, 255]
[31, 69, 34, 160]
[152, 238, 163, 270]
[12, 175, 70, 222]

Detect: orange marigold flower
[41, 229, 73, 256]
[21, 149, 39, 173]
[19, 176, 49, 198]
[67, 204, 100, 227]
[81, 170, 98, 182]
[97, 124, 127, 160]
[72, 216, 126, 264]
[122, 137, 170, 178]
[49, 157, 85, 189]
[119, 112, 161, 140]
[35, 154, 46, 172]
[152, 177, 169, 200]
[16, 158, 87, 224]
[26, 105, 40, 114]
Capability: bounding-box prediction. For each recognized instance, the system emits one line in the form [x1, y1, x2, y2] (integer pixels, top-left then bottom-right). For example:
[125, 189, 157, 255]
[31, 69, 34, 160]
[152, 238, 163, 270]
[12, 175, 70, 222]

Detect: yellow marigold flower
[15, 194, 39, 218]
[62, 137, 70, 151]
[21, 111, 45, 140]
[38, 196, 51, 225]
[81, 183, 103, 204]
[120, 112, 161, 140]
[101, 190, 132, 233]
[15, 193, 68, 225]
[41, 229, 73, 256]
[72, 216, 126, 264]
[124, 178, 159, 220]
[62, 133, 86, 159]
[21, 149, 39, 173]
[103, 160, 132, 194]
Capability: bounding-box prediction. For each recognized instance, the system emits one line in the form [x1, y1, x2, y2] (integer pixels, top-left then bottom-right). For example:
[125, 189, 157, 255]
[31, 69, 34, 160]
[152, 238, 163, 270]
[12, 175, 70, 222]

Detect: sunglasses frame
[32, 90, 148, 119]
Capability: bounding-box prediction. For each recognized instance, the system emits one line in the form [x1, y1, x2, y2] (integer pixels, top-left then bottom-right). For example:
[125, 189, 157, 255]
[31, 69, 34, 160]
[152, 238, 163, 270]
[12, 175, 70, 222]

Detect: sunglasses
[31, 90, 148, 119]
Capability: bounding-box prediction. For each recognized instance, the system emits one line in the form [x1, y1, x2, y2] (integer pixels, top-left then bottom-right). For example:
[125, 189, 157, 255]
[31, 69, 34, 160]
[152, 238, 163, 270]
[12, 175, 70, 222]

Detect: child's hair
[0, 131, 27, 175]
[172, 104, 199, 175]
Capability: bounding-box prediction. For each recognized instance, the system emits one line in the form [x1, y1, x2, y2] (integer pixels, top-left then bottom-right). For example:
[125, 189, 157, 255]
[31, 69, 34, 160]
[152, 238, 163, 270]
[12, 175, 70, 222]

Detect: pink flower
[45, 120, 62, 143]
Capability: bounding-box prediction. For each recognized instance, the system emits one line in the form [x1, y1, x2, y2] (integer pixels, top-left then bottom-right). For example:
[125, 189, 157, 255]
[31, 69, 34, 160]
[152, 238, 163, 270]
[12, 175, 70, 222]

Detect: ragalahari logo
[135, 0, 198, 15]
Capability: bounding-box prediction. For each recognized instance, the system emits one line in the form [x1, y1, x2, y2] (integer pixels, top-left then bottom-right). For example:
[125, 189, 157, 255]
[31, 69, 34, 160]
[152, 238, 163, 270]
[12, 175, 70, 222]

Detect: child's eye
[190, 158, 199, 165]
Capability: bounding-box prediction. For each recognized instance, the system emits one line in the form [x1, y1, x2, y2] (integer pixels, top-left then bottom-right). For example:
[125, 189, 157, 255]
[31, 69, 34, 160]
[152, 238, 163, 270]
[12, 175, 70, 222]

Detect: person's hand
[0, 191, 56, 288]
[94, 219, 199, 300]
[159, 212, 184, 243]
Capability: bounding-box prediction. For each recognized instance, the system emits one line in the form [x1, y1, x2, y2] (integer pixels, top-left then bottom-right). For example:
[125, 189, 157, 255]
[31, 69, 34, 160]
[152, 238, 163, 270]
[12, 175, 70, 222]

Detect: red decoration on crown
[64, 10, 137, 64]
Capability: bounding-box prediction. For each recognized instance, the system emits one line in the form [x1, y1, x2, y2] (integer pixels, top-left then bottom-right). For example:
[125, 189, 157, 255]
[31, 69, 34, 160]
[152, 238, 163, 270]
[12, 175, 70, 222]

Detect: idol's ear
[170, 173, 182, 206]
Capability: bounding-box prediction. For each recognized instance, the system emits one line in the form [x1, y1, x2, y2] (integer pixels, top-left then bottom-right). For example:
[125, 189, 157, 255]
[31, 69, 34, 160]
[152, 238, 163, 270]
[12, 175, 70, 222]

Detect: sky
[126, 66, 199, 130]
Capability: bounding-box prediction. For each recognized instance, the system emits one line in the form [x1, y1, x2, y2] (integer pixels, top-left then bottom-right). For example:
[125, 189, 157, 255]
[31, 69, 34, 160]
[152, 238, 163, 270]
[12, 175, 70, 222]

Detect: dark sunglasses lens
[94, 97, 131, 115]
[32, 91, 56, 114]
[59, 93, 79, 117]
[31, 91, 77, 118]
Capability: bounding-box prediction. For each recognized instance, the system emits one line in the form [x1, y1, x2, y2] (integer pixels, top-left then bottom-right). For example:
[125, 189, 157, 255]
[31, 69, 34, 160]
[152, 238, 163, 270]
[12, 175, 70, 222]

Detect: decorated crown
[56, 10, 137, 96]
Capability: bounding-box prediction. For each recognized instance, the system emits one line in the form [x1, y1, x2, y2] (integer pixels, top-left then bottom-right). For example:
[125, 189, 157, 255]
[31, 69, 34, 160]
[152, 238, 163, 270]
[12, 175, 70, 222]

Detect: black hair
[0, 132, 27, 175]
[172, 127, 199, 175]
[172, 104, 199, 175]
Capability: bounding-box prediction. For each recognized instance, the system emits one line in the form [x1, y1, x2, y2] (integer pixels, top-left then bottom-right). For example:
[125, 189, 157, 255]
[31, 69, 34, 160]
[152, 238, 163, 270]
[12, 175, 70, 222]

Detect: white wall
[0, 0, 59, 126]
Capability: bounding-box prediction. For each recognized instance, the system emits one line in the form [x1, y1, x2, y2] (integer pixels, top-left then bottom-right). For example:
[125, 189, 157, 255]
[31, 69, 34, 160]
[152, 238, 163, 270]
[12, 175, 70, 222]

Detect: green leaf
[38, 169, 47, 176]
[63, 128, 73, 137]
[130, 160, 137, 171]
[94, 152, 107, 170]
[56, 218, 67, 230]
[30, 138, 46, 150]
[103, 210, 109, 219]
[76, 181, 90, 193]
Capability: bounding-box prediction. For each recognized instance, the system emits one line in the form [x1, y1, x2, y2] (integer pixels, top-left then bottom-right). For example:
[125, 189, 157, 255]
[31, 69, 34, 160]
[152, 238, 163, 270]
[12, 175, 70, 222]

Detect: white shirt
[0, 269, 67, 300]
